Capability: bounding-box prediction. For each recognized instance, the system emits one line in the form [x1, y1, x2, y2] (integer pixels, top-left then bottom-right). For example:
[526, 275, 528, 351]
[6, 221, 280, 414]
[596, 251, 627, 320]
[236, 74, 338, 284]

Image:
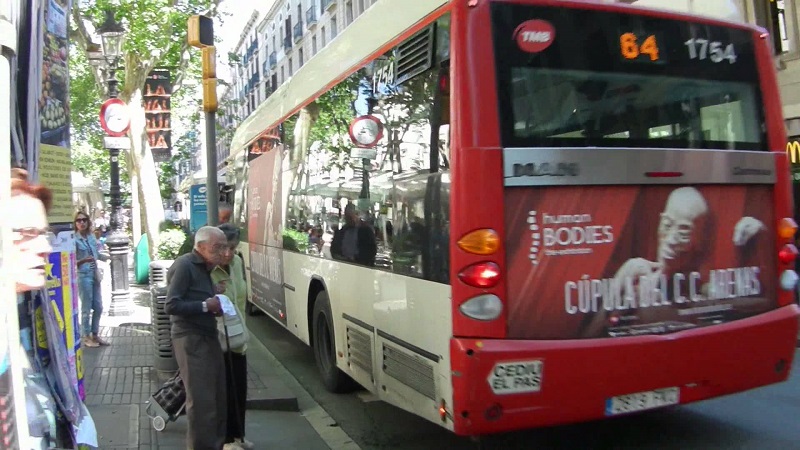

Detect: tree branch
[171, 0, 223, 96]
[70, 2, 108, 96]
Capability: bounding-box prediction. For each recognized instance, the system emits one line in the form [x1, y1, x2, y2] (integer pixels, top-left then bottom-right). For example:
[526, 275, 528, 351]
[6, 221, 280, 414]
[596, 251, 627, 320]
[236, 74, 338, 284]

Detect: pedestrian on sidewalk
[74, 211, 110, 348]
[165, 226, 228, 450]
[212, 224, 253, 450]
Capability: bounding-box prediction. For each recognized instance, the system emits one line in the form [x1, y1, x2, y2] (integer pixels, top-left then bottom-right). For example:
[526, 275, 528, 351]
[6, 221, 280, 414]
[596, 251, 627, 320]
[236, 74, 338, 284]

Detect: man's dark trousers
[173, 334, 227, 450]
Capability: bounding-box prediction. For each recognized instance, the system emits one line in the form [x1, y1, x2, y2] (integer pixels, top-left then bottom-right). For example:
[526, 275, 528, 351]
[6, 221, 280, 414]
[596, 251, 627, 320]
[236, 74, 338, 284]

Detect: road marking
[247, 333, 362, 450]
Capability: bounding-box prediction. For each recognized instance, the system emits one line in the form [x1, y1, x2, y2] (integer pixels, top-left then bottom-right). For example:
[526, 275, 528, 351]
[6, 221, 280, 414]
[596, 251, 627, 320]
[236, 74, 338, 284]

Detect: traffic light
[188, 15, 213, 48]
[189, 15, 218, 112]
[201, 46, 217, 112]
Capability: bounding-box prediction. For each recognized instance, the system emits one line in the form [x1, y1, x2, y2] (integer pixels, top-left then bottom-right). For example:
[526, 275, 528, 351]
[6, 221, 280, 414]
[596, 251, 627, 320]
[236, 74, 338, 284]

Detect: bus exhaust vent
[382, 343, 435, 400]
[346, 326, 373, 376]
[395, 26, 434, 86]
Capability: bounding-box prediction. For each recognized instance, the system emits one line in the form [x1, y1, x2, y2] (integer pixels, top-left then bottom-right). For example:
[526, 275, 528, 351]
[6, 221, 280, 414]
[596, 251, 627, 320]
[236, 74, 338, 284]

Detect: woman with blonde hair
[74, 210, 110, 348]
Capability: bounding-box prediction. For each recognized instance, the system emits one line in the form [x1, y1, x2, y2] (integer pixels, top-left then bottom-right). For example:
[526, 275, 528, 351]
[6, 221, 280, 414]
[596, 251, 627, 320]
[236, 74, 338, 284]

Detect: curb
[247, 393, 299, 412]
[245, 321, 362, 450]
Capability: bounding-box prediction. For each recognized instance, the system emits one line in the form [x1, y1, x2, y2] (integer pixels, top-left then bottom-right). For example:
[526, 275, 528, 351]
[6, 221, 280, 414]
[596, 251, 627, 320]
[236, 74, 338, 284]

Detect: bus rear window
[491, 4, 766, 150]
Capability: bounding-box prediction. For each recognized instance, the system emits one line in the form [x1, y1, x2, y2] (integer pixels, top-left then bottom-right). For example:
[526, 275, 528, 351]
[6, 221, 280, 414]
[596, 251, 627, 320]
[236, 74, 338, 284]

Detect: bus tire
[312, 291, 356, 393]
[245, 300, 261, 316]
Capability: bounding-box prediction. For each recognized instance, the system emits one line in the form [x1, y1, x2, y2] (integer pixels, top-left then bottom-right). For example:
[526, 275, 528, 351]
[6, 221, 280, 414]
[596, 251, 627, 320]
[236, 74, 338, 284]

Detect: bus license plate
[605, 387, 679, 416]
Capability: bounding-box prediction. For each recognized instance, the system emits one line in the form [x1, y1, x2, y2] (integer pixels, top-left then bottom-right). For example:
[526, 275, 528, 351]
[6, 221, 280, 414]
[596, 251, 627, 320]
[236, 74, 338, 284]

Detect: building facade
[217, 0, 378, 172]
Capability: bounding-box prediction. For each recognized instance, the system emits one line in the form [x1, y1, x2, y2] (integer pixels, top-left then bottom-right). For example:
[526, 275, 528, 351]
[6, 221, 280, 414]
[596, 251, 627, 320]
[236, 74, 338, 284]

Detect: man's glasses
[211, 243, 230, 252]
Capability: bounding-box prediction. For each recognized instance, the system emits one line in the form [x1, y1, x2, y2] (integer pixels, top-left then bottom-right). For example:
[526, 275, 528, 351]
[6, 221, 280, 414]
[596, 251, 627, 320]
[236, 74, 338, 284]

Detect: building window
[359, 0, 366, 15]
[331, 17, 337, 37]
[312, 35, 317, 54]
[289, 56, 293, 75]
[755, 0, 795, 55]
[299, 48, 304, 67]
[321, 26, 326, 46]
[771, 0, 791, 54]
[346, 1, 353, 24]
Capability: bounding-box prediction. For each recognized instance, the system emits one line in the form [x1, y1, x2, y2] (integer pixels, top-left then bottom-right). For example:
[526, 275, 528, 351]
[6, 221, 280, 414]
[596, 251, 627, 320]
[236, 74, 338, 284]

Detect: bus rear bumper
[449, 304, 800, 436]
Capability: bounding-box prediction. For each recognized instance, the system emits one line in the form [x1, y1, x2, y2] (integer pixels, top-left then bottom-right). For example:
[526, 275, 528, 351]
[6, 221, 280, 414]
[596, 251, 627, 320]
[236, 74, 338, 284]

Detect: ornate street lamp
[97, 9, 132, 316]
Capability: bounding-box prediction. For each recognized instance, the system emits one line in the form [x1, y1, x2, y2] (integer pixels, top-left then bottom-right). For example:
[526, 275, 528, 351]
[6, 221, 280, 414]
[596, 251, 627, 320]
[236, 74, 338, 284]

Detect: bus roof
[228, 0, 447, 160]
[623, 0, 745, 24]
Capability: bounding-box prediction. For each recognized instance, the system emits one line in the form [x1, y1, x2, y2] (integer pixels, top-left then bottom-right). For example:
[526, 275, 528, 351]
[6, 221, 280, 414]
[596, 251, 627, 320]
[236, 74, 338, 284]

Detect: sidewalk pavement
[81, 259, 334, 449]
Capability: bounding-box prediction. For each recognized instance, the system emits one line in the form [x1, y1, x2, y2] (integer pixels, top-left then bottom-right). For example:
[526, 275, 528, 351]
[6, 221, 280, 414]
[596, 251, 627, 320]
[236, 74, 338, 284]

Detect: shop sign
[787, 141, 800, 164]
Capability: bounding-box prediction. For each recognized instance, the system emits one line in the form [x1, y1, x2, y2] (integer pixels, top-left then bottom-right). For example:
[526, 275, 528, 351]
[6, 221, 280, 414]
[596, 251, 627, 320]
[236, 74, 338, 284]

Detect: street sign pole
[189, 16, 219, 225]
[205, 109, 218, 226]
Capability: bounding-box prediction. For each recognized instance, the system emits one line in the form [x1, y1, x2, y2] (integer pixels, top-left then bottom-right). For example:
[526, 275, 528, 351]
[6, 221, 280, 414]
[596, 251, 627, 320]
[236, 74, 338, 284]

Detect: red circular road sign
[99, 98, 131, 137]
[349, 115, 384, 148]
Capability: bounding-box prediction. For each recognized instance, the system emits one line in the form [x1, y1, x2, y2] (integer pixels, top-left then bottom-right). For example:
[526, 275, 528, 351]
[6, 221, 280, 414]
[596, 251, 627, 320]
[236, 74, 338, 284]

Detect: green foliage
[159, 220, 180, 232]
[177, 232, 194, 256]
[303, 75, 361, 168]
[71, 142, 131, 196]
[282, 228, 309, 252]
[78, 0, 215, 84]
[68, 49, 103, 151]
[156, 228, 188, 260]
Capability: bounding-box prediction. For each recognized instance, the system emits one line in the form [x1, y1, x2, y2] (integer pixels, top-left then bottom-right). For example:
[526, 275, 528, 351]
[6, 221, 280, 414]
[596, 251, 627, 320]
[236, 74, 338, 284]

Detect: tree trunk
[127, 150, 142, 246]
[126, 87, 164, 260]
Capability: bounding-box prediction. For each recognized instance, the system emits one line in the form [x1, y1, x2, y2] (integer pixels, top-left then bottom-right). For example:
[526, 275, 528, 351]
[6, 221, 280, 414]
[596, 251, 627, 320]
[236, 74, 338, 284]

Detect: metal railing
[306, 6, 318, 26]
[293, 22, 303, 42]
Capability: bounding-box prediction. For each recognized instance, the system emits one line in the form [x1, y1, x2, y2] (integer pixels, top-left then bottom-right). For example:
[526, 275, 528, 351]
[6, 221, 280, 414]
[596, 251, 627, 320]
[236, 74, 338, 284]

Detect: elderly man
[165, 226, 229, 449]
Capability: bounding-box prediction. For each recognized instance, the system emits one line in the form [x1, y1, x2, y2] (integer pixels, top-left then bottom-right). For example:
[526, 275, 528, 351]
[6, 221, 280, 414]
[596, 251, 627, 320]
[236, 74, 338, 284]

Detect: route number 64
[684, 38, 737, 64]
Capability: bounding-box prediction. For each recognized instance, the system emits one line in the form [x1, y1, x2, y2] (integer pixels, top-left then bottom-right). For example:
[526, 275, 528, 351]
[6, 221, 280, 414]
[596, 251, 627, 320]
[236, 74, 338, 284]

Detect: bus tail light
[778, 244, 798, 264]
[778, 217, 797, 239]
[459, 294, 503, 321]
[780, 270, 799, 291]
[458, 262, 501, 288]
[457, 229, 500, 255]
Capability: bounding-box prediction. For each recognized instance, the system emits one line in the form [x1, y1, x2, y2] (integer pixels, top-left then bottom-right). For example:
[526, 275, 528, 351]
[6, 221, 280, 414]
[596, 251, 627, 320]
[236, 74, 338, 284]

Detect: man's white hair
[194, 226, 224, 249]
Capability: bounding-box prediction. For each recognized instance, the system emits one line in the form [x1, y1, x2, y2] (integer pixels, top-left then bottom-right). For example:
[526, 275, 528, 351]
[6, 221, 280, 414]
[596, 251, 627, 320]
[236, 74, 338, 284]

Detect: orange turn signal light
[457, 229, 500, 255]
[778, 217, 798, 240]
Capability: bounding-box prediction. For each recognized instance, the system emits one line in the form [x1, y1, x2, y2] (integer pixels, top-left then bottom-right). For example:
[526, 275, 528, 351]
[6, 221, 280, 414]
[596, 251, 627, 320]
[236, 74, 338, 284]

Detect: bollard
[149, 261, 176, 374]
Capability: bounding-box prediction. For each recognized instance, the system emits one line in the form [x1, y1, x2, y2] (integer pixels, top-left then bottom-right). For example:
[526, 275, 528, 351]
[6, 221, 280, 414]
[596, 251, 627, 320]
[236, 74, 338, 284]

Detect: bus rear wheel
[312, 291, 356, 393]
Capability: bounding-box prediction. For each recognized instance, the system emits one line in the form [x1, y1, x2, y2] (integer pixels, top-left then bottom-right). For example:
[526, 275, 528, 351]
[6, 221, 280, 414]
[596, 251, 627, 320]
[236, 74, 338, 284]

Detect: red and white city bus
[229, 0, 800, 436]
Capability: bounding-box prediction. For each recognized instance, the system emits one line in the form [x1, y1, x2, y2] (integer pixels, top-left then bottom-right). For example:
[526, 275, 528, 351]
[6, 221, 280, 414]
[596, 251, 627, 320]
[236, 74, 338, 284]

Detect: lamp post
[96, 10, 132, 316]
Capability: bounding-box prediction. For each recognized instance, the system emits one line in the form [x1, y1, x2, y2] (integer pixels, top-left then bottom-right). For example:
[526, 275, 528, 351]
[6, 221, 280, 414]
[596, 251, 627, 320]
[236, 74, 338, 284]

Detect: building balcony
[269, 51, 277, 69]
[293, 22, 303, 42]
[322, 0, 335, 12]
[306, 6, 318, 26]
[284, 36, 292, 51]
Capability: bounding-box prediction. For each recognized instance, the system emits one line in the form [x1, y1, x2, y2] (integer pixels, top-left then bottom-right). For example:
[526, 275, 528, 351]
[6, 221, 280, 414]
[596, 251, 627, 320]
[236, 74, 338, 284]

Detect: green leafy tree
[70, 0, 222, 258]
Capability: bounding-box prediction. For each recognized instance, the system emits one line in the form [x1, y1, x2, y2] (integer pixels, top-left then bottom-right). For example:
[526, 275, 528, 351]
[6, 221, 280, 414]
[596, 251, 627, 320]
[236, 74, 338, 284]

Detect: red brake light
[778, 244, 798, 264]
[438, 72, 450, 94]
[458, 262, 501, 288]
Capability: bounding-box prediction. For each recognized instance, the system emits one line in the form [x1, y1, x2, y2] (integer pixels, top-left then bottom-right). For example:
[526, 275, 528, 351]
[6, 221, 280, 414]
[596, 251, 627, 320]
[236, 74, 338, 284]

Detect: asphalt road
[246, 313, 800, 450]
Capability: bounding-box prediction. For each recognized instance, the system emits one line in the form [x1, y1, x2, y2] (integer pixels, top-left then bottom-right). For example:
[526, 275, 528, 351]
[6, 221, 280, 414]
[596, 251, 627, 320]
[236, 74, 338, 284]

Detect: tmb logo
[513, 19, 556, 53]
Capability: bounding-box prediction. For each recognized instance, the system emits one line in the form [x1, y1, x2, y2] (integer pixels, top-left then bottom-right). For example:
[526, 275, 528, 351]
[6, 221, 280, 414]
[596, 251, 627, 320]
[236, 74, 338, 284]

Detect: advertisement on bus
[247, 148, 286, 324]
[504, 185, 776, 340]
